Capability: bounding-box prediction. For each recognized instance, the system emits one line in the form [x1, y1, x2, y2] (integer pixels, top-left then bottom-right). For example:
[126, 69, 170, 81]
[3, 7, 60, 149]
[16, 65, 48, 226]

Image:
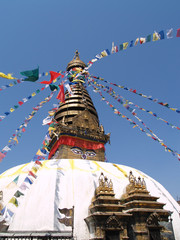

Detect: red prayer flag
[176, 28, 180, 37]
[56, 84, 65, 103]
[35, 160, 42, 166]
[40, 71, 61, 84]
[0, 152, 6, 161]
[18, 101, 24, 105]
[22, 128, 26, 132]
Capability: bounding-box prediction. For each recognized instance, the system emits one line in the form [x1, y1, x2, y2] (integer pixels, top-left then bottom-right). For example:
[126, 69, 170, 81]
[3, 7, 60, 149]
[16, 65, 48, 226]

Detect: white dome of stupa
[0, 159, 179, 239]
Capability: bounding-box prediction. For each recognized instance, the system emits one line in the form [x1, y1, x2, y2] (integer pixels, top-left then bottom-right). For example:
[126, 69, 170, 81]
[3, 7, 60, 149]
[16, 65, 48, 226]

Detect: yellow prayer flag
[9, 197, 18, 207]
[53, 79, 57, 83]
[170, 108, 176, 111]
[10, 108, 15, 112]
[153, 33, 159, 41]
[13, 136, 18, 144]
[32, 92, 36, 97]
[0, 72, 16, 79]
[45, 72, 48, 76]
[9, 83, 13, 86]
[123, 42, 129, 50]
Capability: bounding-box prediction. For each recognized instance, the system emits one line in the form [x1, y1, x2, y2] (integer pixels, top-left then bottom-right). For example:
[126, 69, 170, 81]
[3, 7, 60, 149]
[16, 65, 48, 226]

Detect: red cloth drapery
[48, 135, 105, 159]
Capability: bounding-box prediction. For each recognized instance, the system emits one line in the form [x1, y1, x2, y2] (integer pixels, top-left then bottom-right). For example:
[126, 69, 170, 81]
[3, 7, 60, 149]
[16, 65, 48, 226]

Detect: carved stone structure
[85, 173, 131, 240]
[85, 172, 175, 240]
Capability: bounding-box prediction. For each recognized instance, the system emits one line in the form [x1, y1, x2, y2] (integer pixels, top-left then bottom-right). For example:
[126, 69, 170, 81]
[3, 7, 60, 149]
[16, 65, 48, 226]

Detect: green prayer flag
[14, 105, 19, 109]
[20, 67, 39, 82]
[119, 44, 123, 51]
[49, 84, 59, 91]
[146, 34, 151, 42]
[14, 190, 24, 198]
[36, 89, 40, 93]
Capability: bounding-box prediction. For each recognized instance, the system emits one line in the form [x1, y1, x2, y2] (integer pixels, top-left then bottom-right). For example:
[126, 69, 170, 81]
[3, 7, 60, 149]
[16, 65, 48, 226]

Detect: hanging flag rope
[0, 160, 43, 224]
[91, 78, 180, 131]
[0, 92, 55, 162]
[86, 27, 179, 68]
[0, 79, 23, 92]
[0, 85, 49, 122]
[33, 104, 59, 160]
[87, 79, 180, 161]
[90, 79, 162, 141]
[91, 75, 180, 115]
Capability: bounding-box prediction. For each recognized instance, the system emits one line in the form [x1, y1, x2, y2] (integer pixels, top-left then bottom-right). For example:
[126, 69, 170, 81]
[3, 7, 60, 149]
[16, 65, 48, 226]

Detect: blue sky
[0, 0, 180, 199]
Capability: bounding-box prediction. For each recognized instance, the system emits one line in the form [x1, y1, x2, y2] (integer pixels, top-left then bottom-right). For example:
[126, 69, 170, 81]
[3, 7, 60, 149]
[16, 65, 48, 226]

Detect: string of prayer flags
[87, 27, 179, 69]
[0, 72, 16, 80]
[91, 78, 180, 131]
[90, 79, 162, 142]
[20, 67, 39, 82]
[0, 161, 43, 224]
[0, 92, 55, 162]
[88, 80, 180, 161]
[92, 76, 180, 115]
[0, 85, 48, 122]
[0, 79, 22, 93]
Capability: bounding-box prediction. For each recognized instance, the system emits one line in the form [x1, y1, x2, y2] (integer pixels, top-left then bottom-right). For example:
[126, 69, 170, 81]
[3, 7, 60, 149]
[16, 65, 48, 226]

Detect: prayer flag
[18, 101, 23, 106]
[140, 38, 146, 44]
[2, 146, 11, 152]
[130, 40, 133, 47]
[0, 152, 6, 161]
[134, 38, 139, 46]
[14, 190, 24, 198]
[56, 84, 65, 103]
[65, 83, 73, 96]
[159, 30, 164, 39]
[35, 160, 42, 166]
[19, 182, 29, 191]
[10, 108, 14, 112]
[153, 32, 160, 41]
[28, 171, 37, 179]
[13, 136, 18, 144]
[42, 116, 53, 125]
[167, 28, 173, 38]
[40, 71, 61, 84]
[176, 28, 180, 37]
[123, 42, 128, 49]
[0, 73, 16, 80]
[111, 42, 116, 53]
[24, 177, 33, 185]
[20, 67, 39, 82]
[146, 34, 151, 42]
[119, 44, 123, 51]
[49, 84, 59, 91]
[4, 112, 10, 116]
[9, 197, 18, 207]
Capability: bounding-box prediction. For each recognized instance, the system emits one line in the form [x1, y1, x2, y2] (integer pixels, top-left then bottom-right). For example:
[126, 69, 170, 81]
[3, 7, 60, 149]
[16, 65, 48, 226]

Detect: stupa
[0, 51, 180, 240]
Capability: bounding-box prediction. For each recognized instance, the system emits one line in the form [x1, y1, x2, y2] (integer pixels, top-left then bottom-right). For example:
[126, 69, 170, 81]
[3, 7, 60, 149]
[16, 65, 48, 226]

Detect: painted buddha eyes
[71, 147, 82, 155]
[71, 147, 96, 159]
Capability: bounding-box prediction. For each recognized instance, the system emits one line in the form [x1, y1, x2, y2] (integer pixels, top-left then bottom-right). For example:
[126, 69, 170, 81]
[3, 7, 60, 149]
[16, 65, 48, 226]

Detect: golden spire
[66, 50, 86, 71]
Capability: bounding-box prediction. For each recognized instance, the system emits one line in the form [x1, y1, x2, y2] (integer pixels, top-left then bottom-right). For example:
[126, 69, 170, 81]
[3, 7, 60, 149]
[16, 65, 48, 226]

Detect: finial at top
[66, 50, 86, 71]
[73, 50, 80, 60]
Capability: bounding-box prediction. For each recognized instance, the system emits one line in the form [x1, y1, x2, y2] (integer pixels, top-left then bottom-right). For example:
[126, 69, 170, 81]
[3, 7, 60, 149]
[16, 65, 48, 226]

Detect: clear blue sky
[0, 0, 180, 199]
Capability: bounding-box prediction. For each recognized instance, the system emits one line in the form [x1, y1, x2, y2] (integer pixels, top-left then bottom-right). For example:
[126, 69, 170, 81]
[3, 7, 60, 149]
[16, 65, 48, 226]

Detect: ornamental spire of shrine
[48, 51, 110, 161]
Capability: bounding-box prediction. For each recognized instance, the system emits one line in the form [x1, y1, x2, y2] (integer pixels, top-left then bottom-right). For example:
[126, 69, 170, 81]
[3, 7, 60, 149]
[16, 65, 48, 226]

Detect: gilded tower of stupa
[48, 50, 110, 162]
